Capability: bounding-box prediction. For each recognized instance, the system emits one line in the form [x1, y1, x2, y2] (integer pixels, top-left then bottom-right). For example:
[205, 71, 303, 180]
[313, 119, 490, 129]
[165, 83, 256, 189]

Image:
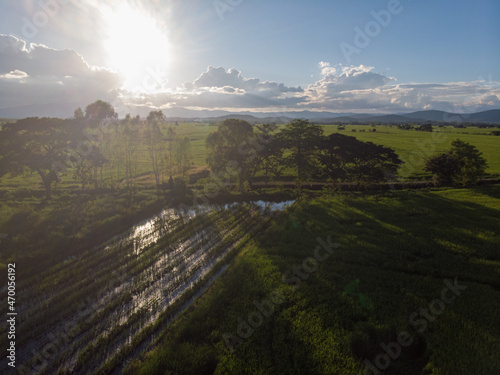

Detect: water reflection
[128, 200, 294, 254]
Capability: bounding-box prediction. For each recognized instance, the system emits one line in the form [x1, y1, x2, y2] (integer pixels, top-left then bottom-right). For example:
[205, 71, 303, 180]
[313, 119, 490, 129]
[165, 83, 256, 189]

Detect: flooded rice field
[0, 201, 293, 374]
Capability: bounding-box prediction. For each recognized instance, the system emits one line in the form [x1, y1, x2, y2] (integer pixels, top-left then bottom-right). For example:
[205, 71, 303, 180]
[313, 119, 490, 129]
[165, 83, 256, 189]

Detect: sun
[103, 4, 171, 92]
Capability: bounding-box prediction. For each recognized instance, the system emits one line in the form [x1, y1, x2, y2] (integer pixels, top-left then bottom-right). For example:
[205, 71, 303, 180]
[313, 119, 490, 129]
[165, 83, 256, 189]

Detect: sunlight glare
[103, 4, 171, 92]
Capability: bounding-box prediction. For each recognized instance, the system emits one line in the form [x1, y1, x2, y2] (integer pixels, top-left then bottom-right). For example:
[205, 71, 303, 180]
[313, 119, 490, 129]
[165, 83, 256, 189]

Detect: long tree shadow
[125, 187, 500, 374]
[249, 188, 500, 374]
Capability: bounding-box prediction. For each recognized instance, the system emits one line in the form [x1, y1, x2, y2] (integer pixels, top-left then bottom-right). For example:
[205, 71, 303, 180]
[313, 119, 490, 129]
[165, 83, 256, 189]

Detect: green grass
[1, 123, 498, 192]
[322, 125, 500, 178]
[0, 188, 165, 276]
[0, 122, 214, 191]
[128, 186, 500, 374]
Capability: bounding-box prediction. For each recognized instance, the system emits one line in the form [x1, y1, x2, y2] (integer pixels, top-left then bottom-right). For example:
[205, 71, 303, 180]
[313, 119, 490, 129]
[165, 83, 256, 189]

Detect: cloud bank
[0, 34, 121, 112]
[1, 34, 499, 117]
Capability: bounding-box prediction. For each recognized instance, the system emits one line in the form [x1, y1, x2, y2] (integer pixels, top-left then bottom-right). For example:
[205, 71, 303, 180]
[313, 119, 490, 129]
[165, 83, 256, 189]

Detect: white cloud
[192, 66, 303, 94]
[303, 62, 500, 113]
[193, 66, 259, 90]
[318, 61, 337, 76]
[0, 37, 499, 117]
[0, 70, 28, 80]
[0, 34, 121, 113]
[118, 66, 306, 111]
[308, 64, 395, 98]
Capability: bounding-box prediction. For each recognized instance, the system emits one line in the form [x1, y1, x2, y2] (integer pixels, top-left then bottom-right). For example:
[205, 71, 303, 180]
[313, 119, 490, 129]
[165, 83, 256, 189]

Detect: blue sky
[0, 0, 499, 116]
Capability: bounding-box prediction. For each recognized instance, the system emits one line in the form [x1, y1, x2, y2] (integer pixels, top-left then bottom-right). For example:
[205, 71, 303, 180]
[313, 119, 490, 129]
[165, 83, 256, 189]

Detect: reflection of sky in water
[128, 200, 294, 254]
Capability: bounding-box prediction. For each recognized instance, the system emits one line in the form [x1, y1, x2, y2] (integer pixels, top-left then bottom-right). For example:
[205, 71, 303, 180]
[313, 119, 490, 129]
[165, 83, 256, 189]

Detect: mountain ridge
[0, 105, 499, 124]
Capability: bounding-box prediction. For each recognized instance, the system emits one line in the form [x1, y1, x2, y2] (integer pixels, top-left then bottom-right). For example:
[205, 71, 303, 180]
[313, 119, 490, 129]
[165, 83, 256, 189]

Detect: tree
[71, 144, 106, 191]
[176, 136, 192, 176]
[278, 119, 324, 180]
[206, 119, 257, 191]
[85, 100, 117, 123]
[418, 124, 433, 132]
[425, 139, 487, 186]
[318, 133, 402, 185]
[0, 118, 69, 197]
[145, 111, 166, 191]
[424, 153, 458, 186]
[119, 114, 141, 191]
[83, 100, 117, 189]
[166, 126, 176, 178]
[65, 110, 108, 190]
[255, 124, 283, 186]
[74, 107, 85, 120]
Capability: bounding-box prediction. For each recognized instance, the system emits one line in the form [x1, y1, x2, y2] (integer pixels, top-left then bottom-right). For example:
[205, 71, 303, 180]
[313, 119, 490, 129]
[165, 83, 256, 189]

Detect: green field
[129, 186, 500, 375]
[0, 122, 214, 192]
[0, 123, 498, 193]
[323, 125, 500, 178]
[1, 117, 499, 374]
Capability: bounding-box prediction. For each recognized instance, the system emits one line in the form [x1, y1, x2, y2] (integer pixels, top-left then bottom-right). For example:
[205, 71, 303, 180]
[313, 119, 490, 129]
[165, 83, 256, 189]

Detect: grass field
[1, 117, 499, 374]
[323, 125, 500, 178]
[0, 122, 214, 192]
[0, 123, 498, 192]
[128, 186, 500, 375]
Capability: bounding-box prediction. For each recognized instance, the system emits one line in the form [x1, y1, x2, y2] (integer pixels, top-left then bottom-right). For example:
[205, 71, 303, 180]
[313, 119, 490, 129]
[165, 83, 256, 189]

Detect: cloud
[318, 61, 337, 76]
[119, 66, 306, 111]
[0, 34, 121, 113]
[0, 37, 499, 117]
[192, 66, 303, 94]
[0, 70, 28, 80]
[308, 64, 395, 99]
[303, 62, 500, 113]
[193, 66, 259, 90]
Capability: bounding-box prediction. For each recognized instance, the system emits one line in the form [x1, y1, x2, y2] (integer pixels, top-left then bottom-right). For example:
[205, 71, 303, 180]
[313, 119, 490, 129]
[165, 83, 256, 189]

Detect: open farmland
[0, 201, 287, 374]
[323, 125, 500, 178]
[0, 123, 498, 194]
[1, 2, 499, 374]
[129, 186, 500, 375]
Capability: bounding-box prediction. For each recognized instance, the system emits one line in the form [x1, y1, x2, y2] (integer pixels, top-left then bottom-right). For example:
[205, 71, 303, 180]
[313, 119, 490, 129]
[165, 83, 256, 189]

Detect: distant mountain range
[292, 110, 500, 125]
[168, 109, 500, 125]
[0, 104, 499, 125]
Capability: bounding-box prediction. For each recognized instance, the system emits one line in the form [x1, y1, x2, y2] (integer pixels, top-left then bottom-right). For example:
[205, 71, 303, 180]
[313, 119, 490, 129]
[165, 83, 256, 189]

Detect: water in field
[5, 200, 293, 374]
[125, 200, 294, 254]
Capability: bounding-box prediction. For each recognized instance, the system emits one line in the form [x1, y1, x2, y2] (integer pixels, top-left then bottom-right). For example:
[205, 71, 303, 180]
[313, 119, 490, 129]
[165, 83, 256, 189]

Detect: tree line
[0, 104, 488, 198]
[0, 100, 192, 197]
[206, 118, 489, 191]
[206, 118, 403, 190]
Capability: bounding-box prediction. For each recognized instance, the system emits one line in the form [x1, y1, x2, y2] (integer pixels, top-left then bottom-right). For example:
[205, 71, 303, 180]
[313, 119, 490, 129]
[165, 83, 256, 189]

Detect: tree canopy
[85, 100, 117, 123]
[206, 119, 258, 191]
[425, 139, 487, 186]
[0, 117, 69, 197]
[278, 119, 324, 181]
[206, 119, 404, 188]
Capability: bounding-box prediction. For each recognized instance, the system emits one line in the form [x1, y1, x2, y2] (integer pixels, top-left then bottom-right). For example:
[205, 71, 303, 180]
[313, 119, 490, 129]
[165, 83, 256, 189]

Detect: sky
[0, 0, 499, 117]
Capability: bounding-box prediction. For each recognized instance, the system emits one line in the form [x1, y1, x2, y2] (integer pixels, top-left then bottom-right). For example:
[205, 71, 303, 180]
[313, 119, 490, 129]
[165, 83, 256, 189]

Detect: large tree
[278, 119, 324, 180]
[319, 133, 402, 184]
[425, 139, 487, 186]
[206, 119, 257, 191]
[0, 118, 70, 197]
[84, 100, 117, 123]
[255, 123, 283, 186]
[81, 100, 117, 189]
[119, 114, 141, 191]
